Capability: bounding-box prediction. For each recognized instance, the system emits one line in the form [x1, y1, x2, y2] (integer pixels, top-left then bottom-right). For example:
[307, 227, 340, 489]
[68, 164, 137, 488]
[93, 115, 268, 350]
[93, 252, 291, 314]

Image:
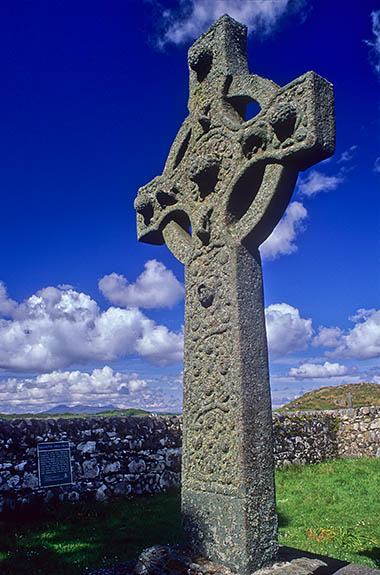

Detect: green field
[0, 459, 379, 574]
[0, 408, 152, 420]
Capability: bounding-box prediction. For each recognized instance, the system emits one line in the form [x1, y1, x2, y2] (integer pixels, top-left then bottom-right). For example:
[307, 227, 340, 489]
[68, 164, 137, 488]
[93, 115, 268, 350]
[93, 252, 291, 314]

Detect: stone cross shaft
[135, 15, 335, 574]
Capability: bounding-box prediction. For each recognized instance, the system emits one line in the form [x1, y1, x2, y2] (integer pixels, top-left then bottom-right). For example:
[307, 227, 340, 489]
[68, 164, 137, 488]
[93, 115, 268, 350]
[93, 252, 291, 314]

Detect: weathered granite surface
[134, 13, 335, 574]
[131, 546, 329, 575]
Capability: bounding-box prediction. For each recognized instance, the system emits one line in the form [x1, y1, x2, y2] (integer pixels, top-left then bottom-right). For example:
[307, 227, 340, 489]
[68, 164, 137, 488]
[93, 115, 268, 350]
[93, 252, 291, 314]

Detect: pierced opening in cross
[227, 163, 266, 224]
[245, 101, 261, 121]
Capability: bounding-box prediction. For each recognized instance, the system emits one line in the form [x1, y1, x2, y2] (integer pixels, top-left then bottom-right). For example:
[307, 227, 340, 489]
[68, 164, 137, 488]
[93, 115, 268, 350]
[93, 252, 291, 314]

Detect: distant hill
[44, 404, 117, 414]
[279, 382, 380, 411]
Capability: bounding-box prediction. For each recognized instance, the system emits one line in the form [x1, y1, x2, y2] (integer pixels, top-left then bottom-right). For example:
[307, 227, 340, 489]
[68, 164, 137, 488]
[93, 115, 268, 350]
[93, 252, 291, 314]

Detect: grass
[0, 459, 379, 574]
[278, 381, 380, 411]
[276, 458, 380, 568]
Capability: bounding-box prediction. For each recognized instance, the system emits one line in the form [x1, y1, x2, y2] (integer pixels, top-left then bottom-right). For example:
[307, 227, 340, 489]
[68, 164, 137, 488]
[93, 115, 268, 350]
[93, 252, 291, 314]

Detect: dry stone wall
[272, 411, 339, 466]
[335, 406, 380, 458]
[0, 407, 379, 513]
[0, 415, 181, 513]
[273, 406, 380, 464]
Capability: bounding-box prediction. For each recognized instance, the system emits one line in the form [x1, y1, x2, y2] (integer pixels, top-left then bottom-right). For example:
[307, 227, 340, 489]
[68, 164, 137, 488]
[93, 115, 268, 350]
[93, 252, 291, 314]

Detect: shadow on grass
[277, 511, 290, 528]
[358, 547, 380, 568]
[0, 546, 77, 575]
[0, 489, 184, 575]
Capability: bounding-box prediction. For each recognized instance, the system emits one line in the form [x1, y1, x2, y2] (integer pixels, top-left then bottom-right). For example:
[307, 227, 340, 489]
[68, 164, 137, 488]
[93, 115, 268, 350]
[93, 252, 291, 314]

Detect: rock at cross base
[134, 14, 335, 575]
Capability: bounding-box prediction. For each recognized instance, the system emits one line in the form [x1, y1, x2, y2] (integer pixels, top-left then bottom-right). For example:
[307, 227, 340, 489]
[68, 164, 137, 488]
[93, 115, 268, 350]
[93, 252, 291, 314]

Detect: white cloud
[265, 303, 313, 359]
[337, 145, 357, 164]
[159, 0, 304, 47]
[99, 260, 184, 309]
[313, 326, 343, 348]
[0, 283, 183, 371]
[366, 10, 380, 78]
[374, 157, 380, 173]
[289, 361, 349, 379]
[0, 281, 18, 317]
[297, 170, 343, 197]
[325, 308, 380, 361]
[314, 309, 380, 361]
[349, 308, 377, 322]
[260, 201, 307, 260]
[135, 325, 184, 367]
[272, 372, 361, 386]
[0, 366, 184, 414]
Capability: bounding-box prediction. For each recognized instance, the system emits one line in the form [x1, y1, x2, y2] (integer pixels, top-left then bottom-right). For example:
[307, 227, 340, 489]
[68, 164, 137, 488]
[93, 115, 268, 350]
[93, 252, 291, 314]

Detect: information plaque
[37, 441, 73, 488]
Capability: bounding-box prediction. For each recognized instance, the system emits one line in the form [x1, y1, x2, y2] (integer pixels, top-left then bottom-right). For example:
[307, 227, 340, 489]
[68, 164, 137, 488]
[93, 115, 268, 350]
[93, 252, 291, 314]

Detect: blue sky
[0, 0, 379, 413]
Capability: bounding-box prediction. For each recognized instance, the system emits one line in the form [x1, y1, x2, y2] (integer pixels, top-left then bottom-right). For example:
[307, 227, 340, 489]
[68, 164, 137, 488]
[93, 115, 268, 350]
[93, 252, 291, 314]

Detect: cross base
[183, 489, 277, 574]
[129, 544, 374, 575]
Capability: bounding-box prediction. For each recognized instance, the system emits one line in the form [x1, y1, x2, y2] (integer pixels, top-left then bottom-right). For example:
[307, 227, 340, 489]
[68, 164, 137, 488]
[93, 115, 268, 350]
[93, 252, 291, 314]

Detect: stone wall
[0, 415, 181, 513]
[272, 411, 339, 466]
[273, 406, 380, 464]
[0, 407, 379, 513]
[335, 406, 380, 458]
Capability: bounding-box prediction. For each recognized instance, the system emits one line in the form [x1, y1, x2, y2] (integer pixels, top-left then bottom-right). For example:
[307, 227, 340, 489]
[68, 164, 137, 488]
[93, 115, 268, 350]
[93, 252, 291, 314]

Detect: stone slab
[278, 547, 379, 575]
[333, 567, 379, 575]
[99, 545, 378, 575]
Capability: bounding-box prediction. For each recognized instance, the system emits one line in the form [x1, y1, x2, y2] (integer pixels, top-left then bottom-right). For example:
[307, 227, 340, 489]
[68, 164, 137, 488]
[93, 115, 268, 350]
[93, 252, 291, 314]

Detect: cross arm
[225, 71, 335, 169]
[134, 174, 191, 243]
[224, 71, 335, 248]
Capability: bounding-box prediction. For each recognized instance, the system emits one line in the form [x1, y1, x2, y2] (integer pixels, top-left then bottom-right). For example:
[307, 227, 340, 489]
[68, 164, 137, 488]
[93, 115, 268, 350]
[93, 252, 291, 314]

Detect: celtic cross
[135, 15, 334, 574]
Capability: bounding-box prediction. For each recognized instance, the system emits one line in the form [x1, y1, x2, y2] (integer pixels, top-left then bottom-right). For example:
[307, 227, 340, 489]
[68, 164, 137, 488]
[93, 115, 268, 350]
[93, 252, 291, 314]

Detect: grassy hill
[278, 382, 380, 411]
